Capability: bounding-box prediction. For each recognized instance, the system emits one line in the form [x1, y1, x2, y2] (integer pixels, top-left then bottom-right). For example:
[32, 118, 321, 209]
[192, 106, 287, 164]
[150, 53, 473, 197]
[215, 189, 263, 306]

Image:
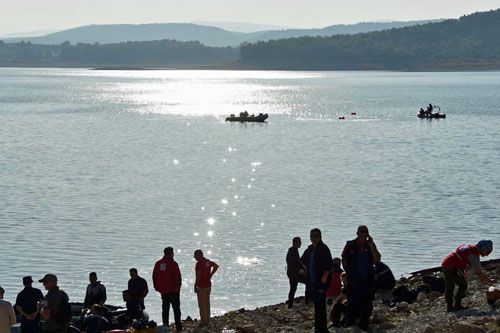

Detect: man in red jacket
[442, 240, 496, 312]
[194, 249, 219, 327]
[153, 247, 182, 331]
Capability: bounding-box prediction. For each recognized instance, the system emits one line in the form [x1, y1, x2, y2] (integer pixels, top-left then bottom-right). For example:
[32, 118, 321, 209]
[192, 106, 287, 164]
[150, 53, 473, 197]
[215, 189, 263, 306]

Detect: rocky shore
[167, 260, 500, 333]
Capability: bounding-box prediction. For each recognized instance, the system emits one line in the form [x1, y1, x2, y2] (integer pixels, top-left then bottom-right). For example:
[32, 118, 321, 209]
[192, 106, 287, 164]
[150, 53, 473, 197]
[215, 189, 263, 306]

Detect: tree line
[0, 39, 239, 68]
[239, 9, 500, 70]
[1, 9, 499, 69]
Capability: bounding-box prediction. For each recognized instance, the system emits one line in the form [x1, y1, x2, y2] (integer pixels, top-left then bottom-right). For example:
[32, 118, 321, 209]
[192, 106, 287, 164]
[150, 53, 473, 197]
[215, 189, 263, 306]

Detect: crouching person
[118, 289, 144, 327]
[81, 304, 111, 333]
[442, 240, 497, 312]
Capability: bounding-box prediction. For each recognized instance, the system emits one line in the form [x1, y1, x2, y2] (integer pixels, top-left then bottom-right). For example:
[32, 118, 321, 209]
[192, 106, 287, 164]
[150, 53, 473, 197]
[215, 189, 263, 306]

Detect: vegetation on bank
[239, 9, 500, 70]
[0, 39, 239, 68]
[0, 9, 499, 70]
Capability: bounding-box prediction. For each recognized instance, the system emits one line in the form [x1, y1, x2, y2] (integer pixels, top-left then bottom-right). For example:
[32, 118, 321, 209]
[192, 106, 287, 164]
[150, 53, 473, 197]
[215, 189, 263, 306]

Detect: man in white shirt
[0, 286, 17, 333]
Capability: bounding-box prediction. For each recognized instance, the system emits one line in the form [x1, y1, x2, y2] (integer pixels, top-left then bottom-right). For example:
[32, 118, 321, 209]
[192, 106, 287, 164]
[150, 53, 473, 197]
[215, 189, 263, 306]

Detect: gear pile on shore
[165, 260, 500, 333]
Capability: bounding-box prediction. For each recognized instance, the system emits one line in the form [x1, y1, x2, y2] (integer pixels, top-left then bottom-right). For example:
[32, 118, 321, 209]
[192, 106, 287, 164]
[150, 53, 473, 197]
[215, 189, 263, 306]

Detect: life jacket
[442, 244, 480, 270]
[343, 239, 375, 283]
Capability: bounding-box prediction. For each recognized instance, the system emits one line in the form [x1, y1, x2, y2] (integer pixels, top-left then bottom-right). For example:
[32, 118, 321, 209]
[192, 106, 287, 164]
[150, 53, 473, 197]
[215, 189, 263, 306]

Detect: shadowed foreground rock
[166, 260, 499, 332]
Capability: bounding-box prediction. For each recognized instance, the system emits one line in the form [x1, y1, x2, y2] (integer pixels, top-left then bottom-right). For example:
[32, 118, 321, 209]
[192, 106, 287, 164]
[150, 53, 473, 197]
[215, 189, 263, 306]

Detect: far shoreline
[2, 64, 500, 72]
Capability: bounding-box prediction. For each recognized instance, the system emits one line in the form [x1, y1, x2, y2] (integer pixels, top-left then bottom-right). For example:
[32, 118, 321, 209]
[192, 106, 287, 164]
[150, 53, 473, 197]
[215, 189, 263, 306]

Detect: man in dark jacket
[16, 276, 44, 333]
[286, 237, 307, 308]
[302, 228, 333, 333]
[342, 225, 381, 331]
[38, 274, 70, 333]
[128, 268, 148, 312]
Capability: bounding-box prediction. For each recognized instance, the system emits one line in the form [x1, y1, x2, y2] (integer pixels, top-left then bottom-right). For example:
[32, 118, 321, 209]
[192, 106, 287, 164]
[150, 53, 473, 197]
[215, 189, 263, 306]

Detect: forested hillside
[0, 39, 239, 68]
[3, 21, 437, 47]
[1, 9, 499, 70]
[240, 10, 500, 70]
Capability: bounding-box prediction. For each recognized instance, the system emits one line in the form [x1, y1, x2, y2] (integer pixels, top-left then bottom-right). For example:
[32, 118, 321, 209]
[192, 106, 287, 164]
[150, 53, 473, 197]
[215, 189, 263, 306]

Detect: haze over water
[1, 68, 499, 322]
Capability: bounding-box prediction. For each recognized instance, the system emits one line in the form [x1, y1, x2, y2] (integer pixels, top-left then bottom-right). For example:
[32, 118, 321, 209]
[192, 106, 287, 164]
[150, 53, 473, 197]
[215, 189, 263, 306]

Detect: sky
[1, 0, 500, 35]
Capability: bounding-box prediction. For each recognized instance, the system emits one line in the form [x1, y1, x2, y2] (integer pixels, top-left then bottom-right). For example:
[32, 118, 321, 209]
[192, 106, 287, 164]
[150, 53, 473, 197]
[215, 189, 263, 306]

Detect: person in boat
[83, 272, 106, 310]
[81, 304, 111, 333]
[442, 240, 496, 312]
[419, 108, 425, 116]
[239, 111, 249, 118]
[119, 290, 143, 327]
[425, 103, 434, 115]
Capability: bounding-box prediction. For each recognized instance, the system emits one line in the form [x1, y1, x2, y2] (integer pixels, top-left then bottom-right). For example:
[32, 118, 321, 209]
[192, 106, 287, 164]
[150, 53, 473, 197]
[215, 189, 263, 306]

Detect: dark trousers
[288, 273, 306, 307]
[161, 292, 182, 331]
[345, 283, 374, 330]
[40, 325, 67, 333]
[21, 318, 40, 333]
[312, 282, 328, 333]
[330, 301, 347, 327]
[443, 267, 467, 306]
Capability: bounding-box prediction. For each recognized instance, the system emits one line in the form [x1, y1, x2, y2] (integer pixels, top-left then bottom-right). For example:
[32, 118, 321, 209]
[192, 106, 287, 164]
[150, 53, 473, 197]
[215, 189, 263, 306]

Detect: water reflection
[236, 257, 260, 266]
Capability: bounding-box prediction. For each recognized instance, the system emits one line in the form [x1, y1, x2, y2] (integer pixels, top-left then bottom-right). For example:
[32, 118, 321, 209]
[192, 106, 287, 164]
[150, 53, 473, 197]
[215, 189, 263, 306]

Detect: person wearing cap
[38, 274, 70, 333]
[152, 247, 183, 331]
[0, 286, 17, 333]
[15, 276, 44, 333]
[442, 240, 497, 312]
[342, 225, 381, 331]
[83, 272, 107, 309]
[194, 249, 219, 327]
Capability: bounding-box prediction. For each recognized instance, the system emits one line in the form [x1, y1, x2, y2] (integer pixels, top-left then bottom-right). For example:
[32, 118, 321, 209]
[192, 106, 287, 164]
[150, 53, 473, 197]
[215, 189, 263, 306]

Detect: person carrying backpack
[38, 274, 71, 333]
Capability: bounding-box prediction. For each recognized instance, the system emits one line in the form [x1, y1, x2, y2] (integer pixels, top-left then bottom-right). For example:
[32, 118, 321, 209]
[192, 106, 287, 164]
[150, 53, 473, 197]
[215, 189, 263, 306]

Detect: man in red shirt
[442, 240, 496, 312]
[153, 247, 182, 331]
[194, 249, 219, 327]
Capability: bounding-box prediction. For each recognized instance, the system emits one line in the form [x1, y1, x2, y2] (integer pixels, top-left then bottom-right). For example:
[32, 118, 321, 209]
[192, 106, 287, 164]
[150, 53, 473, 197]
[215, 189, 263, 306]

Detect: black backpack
[422, 275, 445, 293]
[54, 292, 72, 325]
[391, 285, 419, 304]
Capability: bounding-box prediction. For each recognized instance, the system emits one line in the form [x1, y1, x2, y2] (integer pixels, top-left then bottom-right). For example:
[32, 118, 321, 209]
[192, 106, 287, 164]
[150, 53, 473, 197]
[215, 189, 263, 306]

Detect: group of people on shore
[286, 225, 496, 333]
[286, 225, 383, 332]
[1, 229, 496, 333]
[0, 248, 218, 333]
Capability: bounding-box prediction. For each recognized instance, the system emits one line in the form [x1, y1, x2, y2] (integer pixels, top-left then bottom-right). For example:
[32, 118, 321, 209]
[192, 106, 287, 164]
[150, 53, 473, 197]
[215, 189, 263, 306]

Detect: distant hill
[240, 9, 500, 70]
[246, 20, 442, 42]
[0, 28, 61, 38]
[2, 10, 497, 70]
[3, 24, 255, 47]
[3, 21, 438, 47]
[192, 21, 291, 33]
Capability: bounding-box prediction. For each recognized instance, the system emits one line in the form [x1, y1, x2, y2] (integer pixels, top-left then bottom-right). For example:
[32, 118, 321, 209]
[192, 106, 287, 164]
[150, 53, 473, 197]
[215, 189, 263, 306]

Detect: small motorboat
[417, 112, 446, 119]
[417, 105, 446, 119]
[226, 111, 268, 122]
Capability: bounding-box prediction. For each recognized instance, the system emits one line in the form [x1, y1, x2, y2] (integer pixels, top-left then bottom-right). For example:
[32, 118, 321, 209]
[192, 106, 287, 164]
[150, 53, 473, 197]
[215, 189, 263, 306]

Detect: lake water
[1, 68, 499, 322]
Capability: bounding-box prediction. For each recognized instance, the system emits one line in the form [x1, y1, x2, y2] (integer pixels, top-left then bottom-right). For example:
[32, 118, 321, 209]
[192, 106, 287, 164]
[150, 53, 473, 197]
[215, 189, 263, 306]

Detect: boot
[453, 302, 469, 311]
[446, 303, 454, 312]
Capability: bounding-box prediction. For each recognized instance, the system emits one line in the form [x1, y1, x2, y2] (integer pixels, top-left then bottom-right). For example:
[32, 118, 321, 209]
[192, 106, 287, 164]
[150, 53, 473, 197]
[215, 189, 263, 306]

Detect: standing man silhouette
[194, 249, 219, 328]
[153, 247, 183, 332]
